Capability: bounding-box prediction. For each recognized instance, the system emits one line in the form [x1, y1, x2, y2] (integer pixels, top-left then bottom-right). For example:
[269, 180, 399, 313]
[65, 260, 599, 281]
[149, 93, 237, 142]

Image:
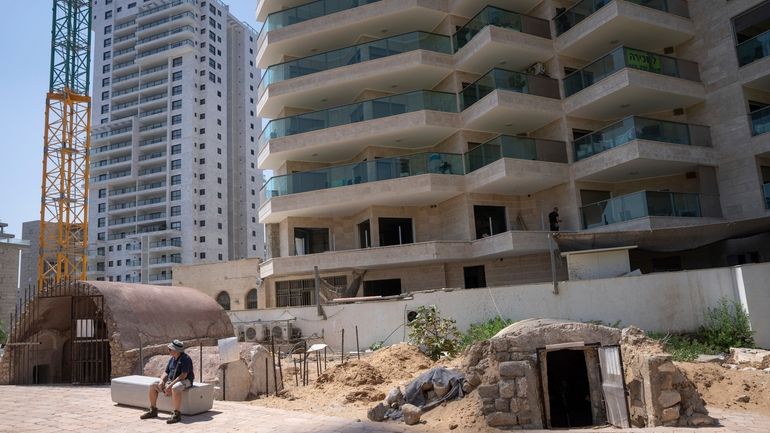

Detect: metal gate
[598, 346, 630, 428]
[7, 280, 110, 385]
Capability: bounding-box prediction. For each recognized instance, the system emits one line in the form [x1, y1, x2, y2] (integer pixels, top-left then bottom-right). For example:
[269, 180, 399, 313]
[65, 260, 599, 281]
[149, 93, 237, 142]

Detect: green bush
[700, 298, 754, 351]
[407, 305, 461, 360]
[461, 317, 510, 348]
[0, 320, 6, 346]
[647, 297, 754, 362]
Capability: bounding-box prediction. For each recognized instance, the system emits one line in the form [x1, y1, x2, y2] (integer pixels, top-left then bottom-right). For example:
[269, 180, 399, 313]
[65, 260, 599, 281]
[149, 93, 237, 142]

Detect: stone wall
[461, 340, 544, 429]
[620, 327, 714, 427]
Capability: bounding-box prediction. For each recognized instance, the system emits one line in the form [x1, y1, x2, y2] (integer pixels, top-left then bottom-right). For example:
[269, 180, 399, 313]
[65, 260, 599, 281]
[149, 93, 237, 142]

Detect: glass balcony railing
[259, 31, 452, 93]
[466, 136, 567, 172]
[461, 68, 560, 109]
[581, 190, 719, 229]
[261, 151, 464, 202]
[574, 116, 711, 161]
[454, 6, 551, 51]
[259, 90, 457, 148]
[737, 29, 770, 66]
[563, 46, 700, 97]
[750, 105, 770, 136]
[263, 0, 381, 32]
[554, 0, 690, 36]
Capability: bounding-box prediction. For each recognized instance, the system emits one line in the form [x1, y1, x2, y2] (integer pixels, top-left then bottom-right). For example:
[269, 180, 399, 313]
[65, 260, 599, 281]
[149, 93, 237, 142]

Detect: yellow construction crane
[38, 0, 92, 288]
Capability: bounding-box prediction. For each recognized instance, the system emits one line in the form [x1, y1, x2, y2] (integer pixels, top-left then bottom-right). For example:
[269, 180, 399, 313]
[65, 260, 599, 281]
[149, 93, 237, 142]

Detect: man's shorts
[152, 379, 193, 393]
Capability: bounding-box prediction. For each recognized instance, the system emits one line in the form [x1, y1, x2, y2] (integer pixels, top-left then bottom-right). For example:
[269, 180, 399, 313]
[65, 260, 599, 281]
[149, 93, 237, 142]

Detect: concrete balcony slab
[555, 0, 694, 61]
[461, 89, 563, 135]
[258, 111, 459, 169]
[454, 25, 554, 74]
[257, 50, 453, 118]
[564, 69, 705, 121]
[259, 173, 464, 223]
[573, 140, 718, 182]
[466, 158, 569, 195]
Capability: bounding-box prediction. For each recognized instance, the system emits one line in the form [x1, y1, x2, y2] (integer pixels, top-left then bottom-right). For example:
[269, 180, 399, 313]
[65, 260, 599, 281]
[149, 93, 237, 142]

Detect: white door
[598, 346, 630, 428]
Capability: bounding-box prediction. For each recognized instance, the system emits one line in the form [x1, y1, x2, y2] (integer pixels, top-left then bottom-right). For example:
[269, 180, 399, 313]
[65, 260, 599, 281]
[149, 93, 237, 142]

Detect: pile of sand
[677, 362, 770, 416]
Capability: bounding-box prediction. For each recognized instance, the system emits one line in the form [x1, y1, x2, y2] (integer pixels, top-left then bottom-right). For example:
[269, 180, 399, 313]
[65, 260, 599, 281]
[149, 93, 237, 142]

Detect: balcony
[460, 68, 562, 135]
[751, 106, 770, 137]
[563, 47, 704, 120]
[260, 230, 552, 278]
[581, 190, 721, 230]
[554, 0, 694, 60]
[91, 154, 132, 172]
[257, 0, 447, 68]
[259, 152, 465, 223]
[453, 6, 552, 74]
[137, 39, 194, 63]
[465, 136, 569, 194]
[738, 29, 770, 67]
[257, 31, 453, 117]
[92, 140, 132, 155]
[573, 117, 717, 182]
[573, 117, 717, 181]
[258, 90, 458, 169]
[137, 0, 195, 20]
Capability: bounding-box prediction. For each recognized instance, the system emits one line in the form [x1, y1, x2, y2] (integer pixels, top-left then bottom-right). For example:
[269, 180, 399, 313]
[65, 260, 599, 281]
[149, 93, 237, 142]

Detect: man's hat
[167, 339, 184, 352]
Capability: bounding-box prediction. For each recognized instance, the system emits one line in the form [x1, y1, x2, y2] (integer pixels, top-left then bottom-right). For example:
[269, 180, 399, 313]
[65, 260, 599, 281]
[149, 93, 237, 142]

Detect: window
[172, 114, 182, 125]
[171, 174, 181, 185]
[98, 203, 106, 212]
[102, 64, 111, 73]
[276, 276, 346, 307]
[98, 188, 107, 198]
[171, 205, 181, 216]
[172, 85, 182, 96]
[172, 100, 182, 110]
[463, 265, 487, 289]
[105, 10, 112, 19]
[102, 77, 110, 86]
[171, 159, 181, 169]
[246, 289, 258, 309]
[363, 279, 402, 297]
[101, 90, 110, 100]
[216, 291, 230, 310]
[199, 220, 206, 227]
[171, 190, 181, 201]
[378, 218, 413, 246]
[293, 228, 330, 255]
[172, 71, 183, 81]
[200, 236, 206, 243]
[104, 38, 112, 47]
[474, 206, 507, 239]
[199, 158, 206, 165]
[172, 129, 182, 139]
[172, 57, 183, 67]
[171, 144, 181, 154]
[103, 51, 111, 60]
[97, 217, 106, 228]
[200, 189, 206, 195]
[104, 25, 112, 34]
[101, 105, 109, 114]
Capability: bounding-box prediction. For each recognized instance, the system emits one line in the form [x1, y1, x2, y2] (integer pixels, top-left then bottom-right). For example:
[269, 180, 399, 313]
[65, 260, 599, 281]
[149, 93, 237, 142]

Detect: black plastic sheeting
[403, 367, 465, 411]
[554, 216, 770, 253]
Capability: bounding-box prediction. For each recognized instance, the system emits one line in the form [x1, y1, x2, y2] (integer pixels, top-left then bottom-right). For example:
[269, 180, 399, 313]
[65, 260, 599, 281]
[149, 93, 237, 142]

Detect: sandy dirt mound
[316, 361, 384, 387]
[364, 343, 432, 381]
[677, 362, 770, 416]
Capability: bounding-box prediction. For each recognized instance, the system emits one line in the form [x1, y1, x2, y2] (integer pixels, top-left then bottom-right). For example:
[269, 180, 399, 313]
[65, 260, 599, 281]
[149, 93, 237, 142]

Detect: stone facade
[461, 319, 714, 429]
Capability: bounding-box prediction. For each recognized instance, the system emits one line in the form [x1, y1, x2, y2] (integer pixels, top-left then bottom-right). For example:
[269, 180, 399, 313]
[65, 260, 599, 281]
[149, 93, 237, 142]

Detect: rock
[695, 354, 725, 363]
[516, 377, 528, 397]
[688, 413, 716, 426]
[449, 423, 458, 430]
[216, 359, 251, 401]
[477, 384, 499, 399]
[509, 398, 520, 413]
[730, 348, 770, 369]
[499, 380, 516, 398]
[498, 361, 527, 378]
[735, 394, 750, 403]
[485, 412, 518, 427]
[402, 404, 421, 425]
[466, 372, 481, 386]
[494, 398, 509, 412]
[434, 383, 450, 398]
[462, 382, 474, 394]
[385, 387, 403, 406]
[658, 390, 681, 408]
[495, 352, 510, 362]
[657, 361, 676, 373]
[247, 345, 282, 397]
[661, 404, 680, 423]
[367, 402, 388, 422]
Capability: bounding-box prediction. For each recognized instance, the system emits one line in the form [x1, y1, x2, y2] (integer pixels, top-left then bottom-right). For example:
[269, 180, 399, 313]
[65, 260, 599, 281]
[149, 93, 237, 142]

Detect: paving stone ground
[1, 385, 769, 433]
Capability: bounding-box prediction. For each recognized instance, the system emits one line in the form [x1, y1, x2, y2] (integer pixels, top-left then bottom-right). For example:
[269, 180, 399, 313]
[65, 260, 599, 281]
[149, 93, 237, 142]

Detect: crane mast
[38, 0, 92, 288]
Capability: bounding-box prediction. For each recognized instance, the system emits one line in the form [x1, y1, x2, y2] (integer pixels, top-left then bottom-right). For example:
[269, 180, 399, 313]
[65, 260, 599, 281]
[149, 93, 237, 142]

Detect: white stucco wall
[227, 263, 770, 351]
[564, 248, 632, 280]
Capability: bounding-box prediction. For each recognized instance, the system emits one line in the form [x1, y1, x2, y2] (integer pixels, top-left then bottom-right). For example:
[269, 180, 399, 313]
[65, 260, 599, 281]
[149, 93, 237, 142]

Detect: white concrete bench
[111, 375, 213, 415]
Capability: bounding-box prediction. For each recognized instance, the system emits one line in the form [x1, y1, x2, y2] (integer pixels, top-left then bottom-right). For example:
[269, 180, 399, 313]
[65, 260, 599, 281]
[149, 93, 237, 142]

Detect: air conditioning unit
[244, 324, 266, 342]
[270, 322, 292, 342]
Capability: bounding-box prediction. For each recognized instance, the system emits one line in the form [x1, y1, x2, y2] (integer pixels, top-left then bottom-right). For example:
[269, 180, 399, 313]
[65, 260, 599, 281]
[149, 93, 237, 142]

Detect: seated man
[140, 339, 195, 424]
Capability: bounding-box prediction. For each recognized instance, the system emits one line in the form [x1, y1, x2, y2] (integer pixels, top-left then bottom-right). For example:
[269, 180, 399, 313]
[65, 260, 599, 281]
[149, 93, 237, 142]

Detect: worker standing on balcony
[549, 207, 562, 232]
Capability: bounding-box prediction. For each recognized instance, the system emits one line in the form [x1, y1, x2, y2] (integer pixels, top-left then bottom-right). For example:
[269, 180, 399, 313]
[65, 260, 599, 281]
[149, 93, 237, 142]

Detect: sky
[0, 1, 258, 238]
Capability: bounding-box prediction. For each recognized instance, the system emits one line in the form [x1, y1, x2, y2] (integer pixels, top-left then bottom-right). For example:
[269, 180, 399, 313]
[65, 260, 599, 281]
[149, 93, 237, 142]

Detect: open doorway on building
[358, 220, 371, 248]
[378, 218, 413, 246]
[474, 206, 507, 239]
[463, 265, 487, 288]
[545, 349, 593, 428]
[293, 227, 329, 255]
[363, 279, 401, 296]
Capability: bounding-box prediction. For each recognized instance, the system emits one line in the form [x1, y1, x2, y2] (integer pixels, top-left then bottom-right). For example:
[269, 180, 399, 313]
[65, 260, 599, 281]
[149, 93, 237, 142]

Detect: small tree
[407, 305, 461, 360]
[700, 298, 754, 351]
